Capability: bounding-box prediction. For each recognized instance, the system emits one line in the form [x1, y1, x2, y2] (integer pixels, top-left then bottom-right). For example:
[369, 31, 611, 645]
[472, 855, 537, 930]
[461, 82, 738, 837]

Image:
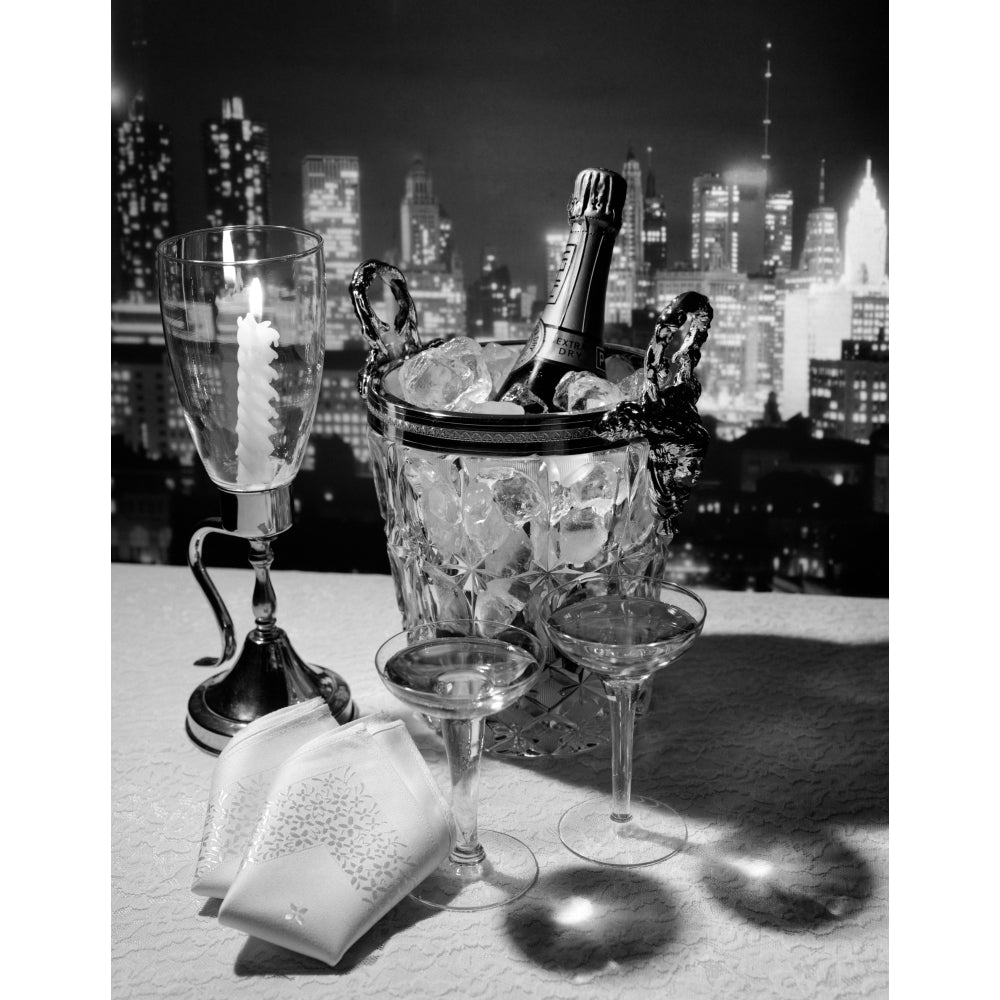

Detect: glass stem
[440, 716, 487, 865]
[247, 538, 280, 640]
[604, 678, 643, 823]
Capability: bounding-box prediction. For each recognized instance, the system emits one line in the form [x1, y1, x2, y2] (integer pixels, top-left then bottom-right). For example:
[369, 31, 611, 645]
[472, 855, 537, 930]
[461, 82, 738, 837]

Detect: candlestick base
[186, 626, 358, 754]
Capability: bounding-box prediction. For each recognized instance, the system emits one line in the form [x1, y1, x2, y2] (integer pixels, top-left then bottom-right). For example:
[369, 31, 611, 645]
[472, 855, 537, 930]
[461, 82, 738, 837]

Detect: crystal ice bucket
[354, 261, 713, 758]
[365, 358, 664, 757]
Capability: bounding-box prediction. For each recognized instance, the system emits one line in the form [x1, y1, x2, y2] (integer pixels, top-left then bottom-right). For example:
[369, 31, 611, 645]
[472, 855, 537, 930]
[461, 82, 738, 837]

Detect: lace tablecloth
[111, 564, 888, 999]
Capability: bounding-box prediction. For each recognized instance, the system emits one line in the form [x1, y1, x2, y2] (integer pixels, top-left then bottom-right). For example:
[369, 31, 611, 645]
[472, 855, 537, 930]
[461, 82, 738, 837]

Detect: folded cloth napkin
[217, 713, 453, 967]
[192, 697, 340, 898]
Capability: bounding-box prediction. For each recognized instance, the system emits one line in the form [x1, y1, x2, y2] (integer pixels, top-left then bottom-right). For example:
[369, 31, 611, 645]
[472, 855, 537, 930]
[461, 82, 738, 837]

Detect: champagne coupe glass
[540, 573, 706, 867]
[156, 225, 356, 753]
[375, 619, 542, 910]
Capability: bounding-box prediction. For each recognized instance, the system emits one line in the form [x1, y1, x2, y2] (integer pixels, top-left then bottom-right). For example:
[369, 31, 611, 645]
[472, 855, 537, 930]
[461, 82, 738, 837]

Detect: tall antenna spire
[130, 0, 150, 97]
[818, 158, 827, 206]
[762, 40, 773, 171]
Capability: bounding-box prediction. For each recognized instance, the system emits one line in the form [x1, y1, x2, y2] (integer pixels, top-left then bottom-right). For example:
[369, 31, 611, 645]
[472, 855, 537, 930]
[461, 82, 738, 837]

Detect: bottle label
[522, 321, 605, 373]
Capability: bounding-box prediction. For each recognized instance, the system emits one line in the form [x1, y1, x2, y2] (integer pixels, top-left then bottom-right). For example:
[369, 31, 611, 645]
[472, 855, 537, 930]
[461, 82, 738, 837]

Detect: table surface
[111, 563, 888, 1000]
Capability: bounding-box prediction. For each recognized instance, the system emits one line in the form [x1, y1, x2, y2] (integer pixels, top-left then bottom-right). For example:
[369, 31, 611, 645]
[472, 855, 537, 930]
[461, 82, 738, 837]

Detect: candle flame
[222, 229, 237, 287]
[248, 277, 263, 322]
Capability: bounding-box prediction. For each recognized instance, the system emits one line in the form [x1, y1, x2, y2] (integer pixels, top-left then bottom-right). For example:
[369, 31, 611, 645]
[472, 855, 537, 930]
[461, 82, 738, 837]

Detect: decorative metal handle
[349, 259, 428, 399]
[597, 291, 714, 541]
[187, 517, 238, 668]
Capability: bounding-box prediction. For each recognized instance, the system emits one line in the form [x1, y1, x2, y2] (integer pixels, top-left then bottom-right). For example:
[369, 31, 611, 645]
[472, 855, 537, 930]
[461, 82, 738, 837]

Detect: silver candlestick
[156, 225, 357, 753]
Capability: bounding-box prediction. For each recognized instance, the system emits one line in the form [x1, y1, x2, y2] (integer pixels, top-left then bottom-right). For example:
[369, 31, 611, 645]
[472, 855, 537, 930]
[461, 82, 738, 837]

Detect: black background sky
[111, 0, 888, 290]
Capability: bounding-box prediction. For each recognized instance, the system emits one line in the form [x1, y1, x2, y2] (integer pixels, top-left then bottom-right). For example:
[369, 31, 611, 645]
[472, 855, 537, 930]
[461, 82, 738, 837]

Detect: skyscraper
[398, 157, 466, 337]
[642, 147, 669, 273]
[798, 160, 842, 282]
[606, 148, 644, 323]
[851, 292, 889, 343]
[809, 334, 888, 443]
[691, 173, 733, 271]
[758, 41, 793, 275]
[618, 148, 644, 269]
[763, 190, 794, 272]
[111, 300, 192, 462]
[302, 155, 362, 349]
[203, 97, 270, 227]
[400, 158, 446, 269]
[467, 246, 513, 339]
[781, 283, 853, 417]
[843, 159, 888, 289]
[114, 92, 174, 302]
[544, 231, 565, 294]
[690, 167, 768, 274]
[725, 166, 769, 275]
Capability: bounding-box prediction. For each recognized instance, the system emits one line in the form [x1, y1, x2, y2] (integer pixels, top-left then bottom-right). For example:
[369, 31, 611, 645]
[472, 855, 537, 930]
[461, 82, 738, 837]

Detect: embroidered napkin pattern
[192, 697, 340, 898]
[206, 712, 453, 966]
[243, 763, 424, 906]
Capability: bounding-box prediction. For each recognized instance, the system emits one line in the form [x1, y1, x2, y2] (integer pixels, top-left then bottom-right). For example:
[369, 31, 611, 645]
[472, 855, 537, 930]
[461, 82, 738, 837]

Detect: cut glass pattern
[368, 431, 662, 757]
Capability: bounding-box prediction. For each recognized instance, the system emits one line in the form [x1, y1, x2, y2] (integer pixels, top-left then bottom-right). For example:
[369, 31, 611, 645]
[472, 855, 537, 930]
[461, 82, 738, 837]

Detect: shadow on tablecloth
[497, 631, 888, 939]
[494, 632, 889, 828]
[231, 894, 437, 976]
[503, 864, 682, 974]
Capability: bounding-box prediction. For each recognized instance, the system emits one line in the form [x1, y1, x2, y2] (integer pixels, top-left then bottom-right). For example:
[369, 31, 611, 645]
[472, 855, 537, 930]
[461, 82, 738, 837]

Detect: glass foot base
[558, 795, 688, 868]
[409, 830, 538, 911]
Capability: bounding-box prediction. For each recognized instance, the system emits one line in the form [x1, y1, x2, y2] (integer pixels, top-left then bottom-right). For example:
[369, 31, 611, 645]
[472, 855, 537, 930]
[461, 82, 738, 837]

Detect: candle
[235, 277, 280, 487]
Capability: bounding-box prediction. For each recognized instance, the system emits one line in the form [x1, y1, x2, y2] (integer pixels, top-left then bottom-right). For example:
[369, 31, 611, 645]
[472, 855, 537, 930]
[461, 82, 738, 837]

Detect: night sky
[111, 0, 888, 290]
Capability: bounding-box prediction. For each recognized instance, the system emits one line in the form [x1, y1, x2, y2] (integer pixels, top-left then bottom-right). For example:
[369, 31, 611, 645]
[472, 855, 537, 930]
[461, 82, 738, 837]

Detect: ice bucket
[352, 261, 712, 757]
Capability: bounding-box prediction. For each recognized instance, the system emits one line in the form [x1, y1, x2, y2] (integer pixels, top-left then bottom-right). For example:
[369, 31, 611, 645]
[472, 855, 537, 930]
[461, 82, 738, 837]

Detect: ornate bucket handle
[349, 259, 426, 398]
[598, 291, 715, 541]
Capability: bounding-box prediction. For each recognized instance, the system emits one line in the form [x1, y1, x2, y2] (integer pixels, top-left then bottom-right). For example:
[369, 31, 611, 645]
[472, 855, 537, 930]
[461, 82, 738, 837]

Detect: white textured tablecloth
[111, 564, 888, 999]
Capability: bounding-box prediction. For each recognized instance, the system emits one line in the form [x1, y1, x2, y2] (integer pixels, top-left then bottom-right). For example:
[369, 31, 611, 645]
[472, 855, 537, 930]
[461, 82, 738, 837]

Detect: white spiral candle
[235, 277, 280, 487]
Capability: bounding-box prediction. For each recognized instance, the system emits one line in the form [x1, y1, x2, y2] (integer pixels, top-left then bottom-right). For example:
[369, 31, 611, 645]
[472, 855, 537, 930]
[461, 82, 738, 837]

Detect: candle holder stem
[184, 489, 358, 755]
[248, 538, 280, 641]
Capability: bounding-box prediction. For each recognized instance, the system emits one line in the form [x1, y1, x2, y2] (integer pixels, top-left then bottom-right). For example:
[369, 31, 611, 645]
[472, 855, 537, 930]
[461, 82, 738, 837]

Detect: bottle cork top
[567, 167, 627, 232]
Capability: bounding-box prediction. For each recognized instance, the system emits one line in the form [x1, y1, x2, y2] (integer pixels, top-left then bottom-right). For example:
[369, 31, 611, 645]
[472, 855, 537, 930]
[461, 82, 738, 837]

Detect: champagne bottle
[494, 167, 626, 410]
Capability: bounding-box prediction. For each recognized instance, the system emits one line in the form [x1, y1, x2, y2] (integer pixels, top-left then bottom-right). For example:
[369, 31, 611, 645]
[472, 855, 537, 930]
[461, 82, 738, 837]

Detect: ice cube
[406, 453, 458, 491]
[474, 577, 527, 629]
[405, 455, 463, 555]
[421, 479, 460, 523]
[399, 337, 493, 412]
[558, 506, 609, 566]
[552, 372, 624, 413]
[469, 400, 525, 415]
[422, 569, 474, 622]
[489, 468, 545, 526]
[382, 364, 404, 399]
[531, 520, 558, 569]
[564, 460, 622, 516]
[617, 369, 645, 401]
[481, 343, 521, 394]
[462, 479, 513, 555]
[484, 528, 533, 578]
[547, 481, 574, 523]
[604, 354, 639, 383]
[500, 382, 548, 414]
[419, 486, 463, 556]
[405, 454, 458, 508]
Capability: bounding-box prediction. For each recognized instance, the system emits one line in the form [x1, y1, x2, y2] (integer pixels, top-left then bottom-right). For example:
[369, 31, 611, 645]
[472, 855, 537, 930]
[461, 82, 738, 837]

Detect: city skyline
[110, 0, 888, 292]
[110, 0, 889, 593]
[114, 90, 889, 442]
